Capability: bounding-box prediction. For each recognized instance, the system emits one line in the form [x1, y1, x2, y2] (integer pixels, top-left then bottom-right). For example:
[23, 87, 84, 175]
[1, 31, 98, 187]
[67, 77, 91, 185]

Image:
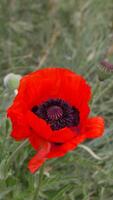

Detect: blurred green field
[0, 0, 113, 199]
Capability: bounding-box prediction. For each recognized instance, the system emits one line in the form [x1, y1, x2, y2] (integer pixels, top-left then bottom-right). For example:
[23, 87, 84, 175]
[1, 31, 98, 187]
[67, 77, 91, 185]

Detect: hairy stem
[33, 163, 45, 200]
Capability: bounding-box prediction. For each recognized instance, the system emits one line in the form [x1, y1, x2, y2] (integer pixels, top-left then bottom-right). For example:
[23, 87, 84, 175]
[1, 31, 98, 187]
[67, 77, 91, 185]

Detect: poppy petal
[7, 106, 30, 140]
[61, 73, 91, 108]
[47, 134, 86, 158]
[26, 111, 52, 140]
[29, 132, 44, 150]
[11, 125, 30, 140]
[50, 127, 77, 143]
[27, 111, 76, 143]
[85, 117, 104, 138]
[12, 68, 91, 110]
[28, 142, 51, 173]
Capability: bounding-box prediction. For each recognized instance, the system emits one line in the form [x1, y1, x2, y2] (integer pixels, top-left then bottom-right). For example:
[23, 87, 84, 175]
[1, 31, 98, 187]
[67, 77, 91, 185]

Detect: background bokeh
[0, 0, 113, 199]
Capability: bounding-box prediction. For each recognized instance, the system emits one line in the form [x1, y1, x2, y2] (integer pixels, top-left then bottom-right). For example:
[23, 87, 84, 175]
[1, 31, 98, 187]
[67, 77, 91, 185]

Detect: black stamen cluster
[32, 98, 80, 131]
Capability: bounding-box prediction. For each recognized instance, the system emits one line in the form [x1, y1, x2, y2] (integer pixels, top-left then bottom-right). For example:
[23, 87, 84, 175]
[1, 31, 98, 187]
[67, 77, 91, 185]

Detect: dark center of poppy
[47, 105, 63, 121]
[32, 98, 80, 131]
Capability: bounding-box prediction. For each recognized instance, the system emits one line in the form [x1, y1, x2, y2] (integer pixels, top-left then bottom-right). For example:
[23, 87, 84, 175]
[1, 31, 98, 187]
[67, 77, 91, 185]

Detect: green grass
[0, 0, 113, 199]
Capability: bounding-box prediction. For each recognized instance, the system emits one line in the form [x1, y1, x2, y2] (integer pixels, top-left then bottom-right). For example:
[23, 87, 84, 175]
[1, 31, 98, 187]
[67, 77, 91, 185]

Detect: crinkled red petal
[29, 132, 44, 150]
[26, 111, 52, 140]
[26, 111, 77, 143]
[28, 142, 51, 173]
[7, 104, 30, 140]
[49, 127, 77, 143]
[11, 68, 91, 113]
[47, 134, 86, 158]
[85, 117, 104, 138]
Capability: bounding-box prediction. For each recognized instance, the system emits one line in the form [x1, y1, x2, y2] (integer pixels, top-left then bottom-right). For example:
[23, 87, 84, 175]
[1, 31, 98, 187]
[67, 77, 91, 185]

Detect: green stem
[90, 77, 100, 107]
[94, 80, 113, 103]
[6, 140, 28, 166]
[33, 163, 45, 200]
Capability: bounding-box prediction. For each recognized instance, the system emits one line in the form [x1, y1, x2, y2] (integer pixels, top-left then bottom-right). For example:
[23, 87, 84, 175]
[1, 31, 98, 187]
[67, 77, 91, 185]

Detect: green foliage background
[0, 0, 113, 199]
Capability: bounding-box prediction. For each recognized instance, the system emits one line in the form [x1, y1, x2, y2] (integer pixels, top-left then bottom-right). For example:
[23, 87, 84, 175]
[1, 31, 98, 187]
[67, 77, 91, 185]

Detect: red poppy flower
[7, 68, 104, 173]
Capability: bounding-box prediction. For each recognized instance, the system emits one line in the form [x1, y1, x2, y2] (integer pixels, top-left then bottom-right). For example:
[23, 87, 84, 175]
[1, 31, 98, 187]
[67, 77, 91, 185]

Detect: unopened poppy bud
[97, 60, 113, 81]
[4, 73, 22, 90]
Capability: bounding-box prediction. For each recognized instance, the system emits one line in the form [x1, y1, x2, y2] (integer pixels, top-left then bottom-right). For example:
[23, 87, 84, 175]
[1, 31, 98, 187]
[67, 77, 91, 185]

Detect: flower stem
[33, 163, 45, 200]
[90, 76, 100, 107]
[6, 140, 28, 166]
